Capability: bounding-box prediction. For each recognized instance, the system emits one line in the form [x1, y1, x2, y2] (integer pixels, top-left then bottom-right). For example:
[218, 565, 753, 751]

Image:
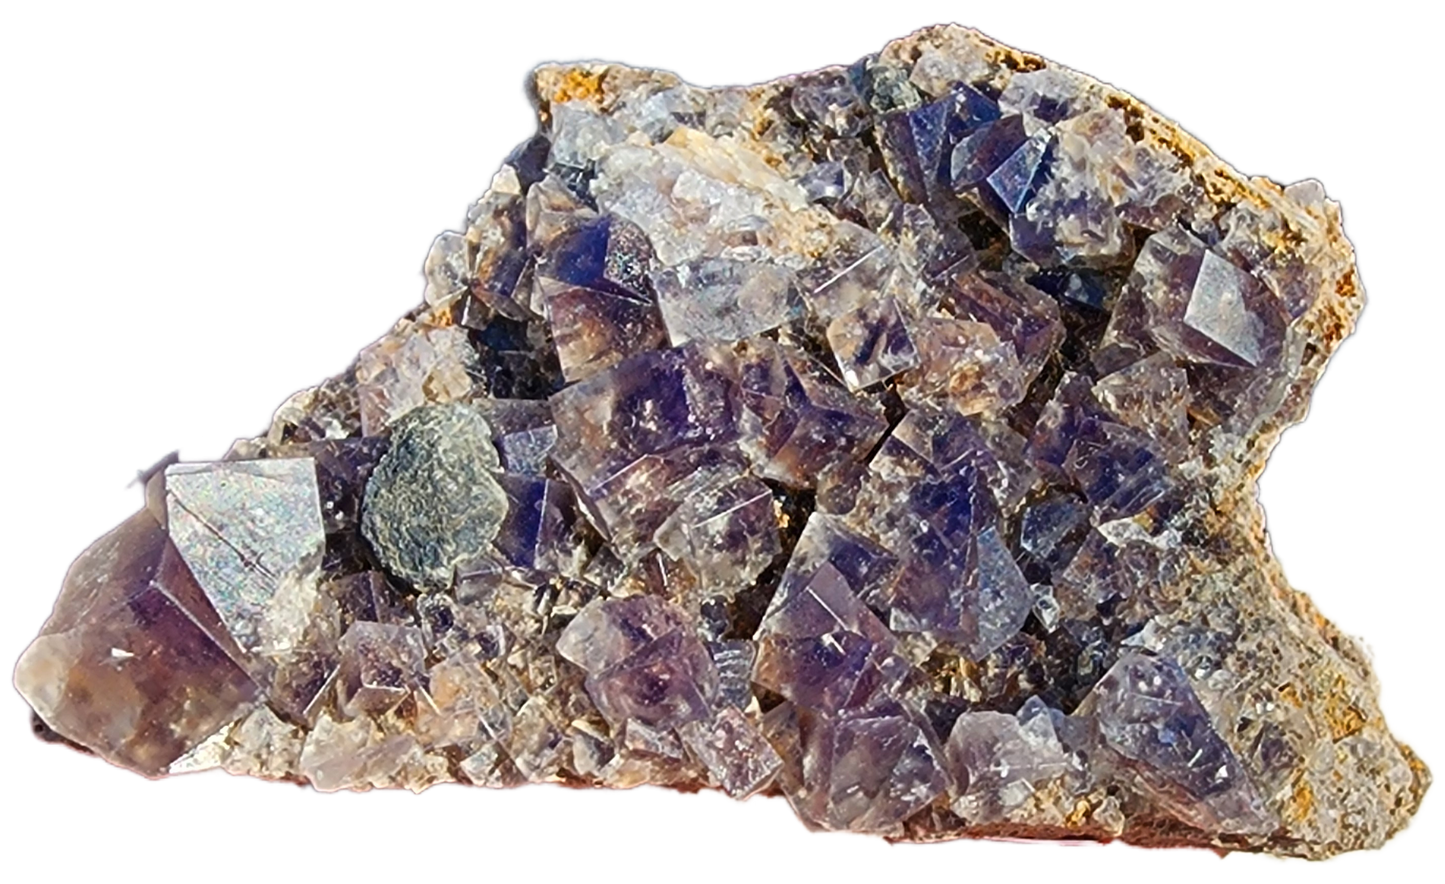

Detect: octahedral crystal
[14, 25, 1428, 858]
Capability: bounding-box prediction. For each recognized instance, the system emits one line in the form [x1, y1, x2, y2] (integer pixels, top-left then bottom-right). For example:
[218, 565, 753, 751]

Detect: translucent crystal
[336, 622, 427, 717]
[164, 458, 325, 656]
[653, 257, 798, 345]
[787, 704, 949, 834]
[826, 295, 920, 391]
[557, 596, 718, 729]
[15, 510, 258, 775]
[679, 706, 782, 797]
[946, 696, 1071, 823]
[734, 337, 887, 488]
[1082, 651, 1275, 836]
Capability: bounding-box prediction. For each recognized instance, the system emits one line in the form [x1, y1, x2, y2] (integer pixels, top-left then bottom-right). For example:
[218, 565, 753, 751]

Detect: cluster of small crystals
[17, 27, 1427, 857]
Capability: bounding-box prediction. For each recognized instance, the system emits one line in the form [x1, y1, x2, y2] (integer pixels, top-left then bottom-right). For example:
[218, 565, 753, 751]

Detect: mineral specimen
[13, 25, 1429, 859]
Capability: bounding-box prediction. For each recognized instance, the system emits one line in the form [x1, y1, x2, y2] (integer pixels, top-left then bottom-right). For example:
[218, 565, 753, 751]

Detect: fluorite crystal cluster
[15, 25, 1428, 857]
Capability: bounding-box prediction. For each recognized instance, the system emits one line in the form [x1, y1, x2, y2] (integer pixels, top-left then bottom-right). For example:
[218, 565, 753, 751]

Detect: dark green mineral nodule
[361, 402, 508, 589]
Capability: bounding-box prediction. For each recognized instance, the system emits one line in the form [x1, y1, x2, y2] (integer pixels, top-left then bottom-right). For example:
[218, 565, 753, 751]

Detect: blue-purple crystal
[950, 114, 1028, 190]
[1084, 652, 1275, 835]
[787, 703, 949, 834]
[986, 131, 1052, 214]
[735, 337, 887, 487]
[558, 596, 718, 729]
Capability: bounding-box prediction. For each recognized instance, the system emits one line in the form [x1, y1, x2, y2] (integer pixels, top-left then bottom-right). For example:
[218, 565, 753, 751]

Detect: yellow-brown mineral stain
[553, 68, 604, 105]
[1323, 675, 1368, 741]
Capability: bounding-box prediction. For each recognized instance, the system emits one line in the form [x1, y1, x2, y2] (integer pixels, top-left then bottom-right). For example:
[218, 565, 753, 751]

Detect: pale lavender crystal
[472, 398, 558, 477]
[355, 322, 477, 435]
[884, 407, 1033, 510]
[946, 696, 1072, 823]
[798, 160, 845, 202]
[1026, 371, 1176, 523]
[1083, 651, 1275, 836]
[1055, 520, 1184, 616]
[843, 411, 1030, 657]
[653, 257, 798, 345]
[654, 473, 780, 593]
[889, 203, 979, 287]
[547, 101, 625, 178]
[551, 346, 735, 495]
[837, 168, 907, 232]
[678, 706, 783, 797]
[1018, 490, 1091, 572]
[336, 621, 427, 717]
[901, 316, 1025, 416]
[788, 704, 949, 834]
[800, 221, 891, 321]
[557, 596, 719, 728]
[15, 509, 258, 775]
[1006, 104, 1145, 266]
[495, 424, 557, 476]
[1028, 373, 1109, 480]
[1186, 251, 1274, 366]
[506, 697, 567, 782]
[708, 640, 756, 710]
[589, 449, 738, 559]
[619, 718, 685, 761]
[999, 68, 1088, 125]
[1065, 422, 1173, 520]
[419, 651, 511, 749]
[753, 514, 905, 713]
[555, 594, 685, 673]
[986, 131, 1052, 213]
[781, 512, 900, 611]
[969, 526, 1035, 659]
[550, 344, 739, 547]
[1218, 188, 1327, 321]
[827, 295, 920, 391]
[789, 68, 869, 137]
[734, 337, 887, 488]
[945, 271, 1063, 387]
[1091, 353, 1191, 455]
[1103, 227, 1286, 371]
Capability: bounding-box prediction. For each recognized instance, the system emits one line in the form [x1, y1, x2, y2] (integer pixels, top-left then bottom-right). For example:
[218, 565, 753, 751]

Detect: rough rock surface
[14, 25, 1428, 858]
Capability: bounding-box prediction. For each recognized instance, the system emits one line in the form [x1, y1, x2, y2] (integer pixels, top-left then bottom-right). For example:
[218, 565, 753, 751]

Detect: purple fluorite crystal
[13, 24, 1426, 859]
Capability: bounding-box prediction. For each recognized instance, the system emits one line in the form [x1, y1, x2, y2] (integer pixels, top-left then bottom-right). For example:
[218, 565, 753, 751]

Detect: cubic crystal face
[13, 25, 1427, 859]
[164, 458, 325, 656]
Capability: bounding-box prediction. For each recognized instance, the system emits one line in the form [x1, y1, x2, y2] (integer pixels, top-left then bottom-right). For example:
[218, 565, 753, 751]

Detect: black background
[8, 13, 1421, 878]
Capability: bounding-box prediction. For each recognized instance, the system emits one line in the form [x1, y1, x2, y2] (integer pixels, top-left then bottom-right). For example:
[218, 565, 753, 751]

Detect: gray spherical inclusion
[360, 401, 508, 588]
